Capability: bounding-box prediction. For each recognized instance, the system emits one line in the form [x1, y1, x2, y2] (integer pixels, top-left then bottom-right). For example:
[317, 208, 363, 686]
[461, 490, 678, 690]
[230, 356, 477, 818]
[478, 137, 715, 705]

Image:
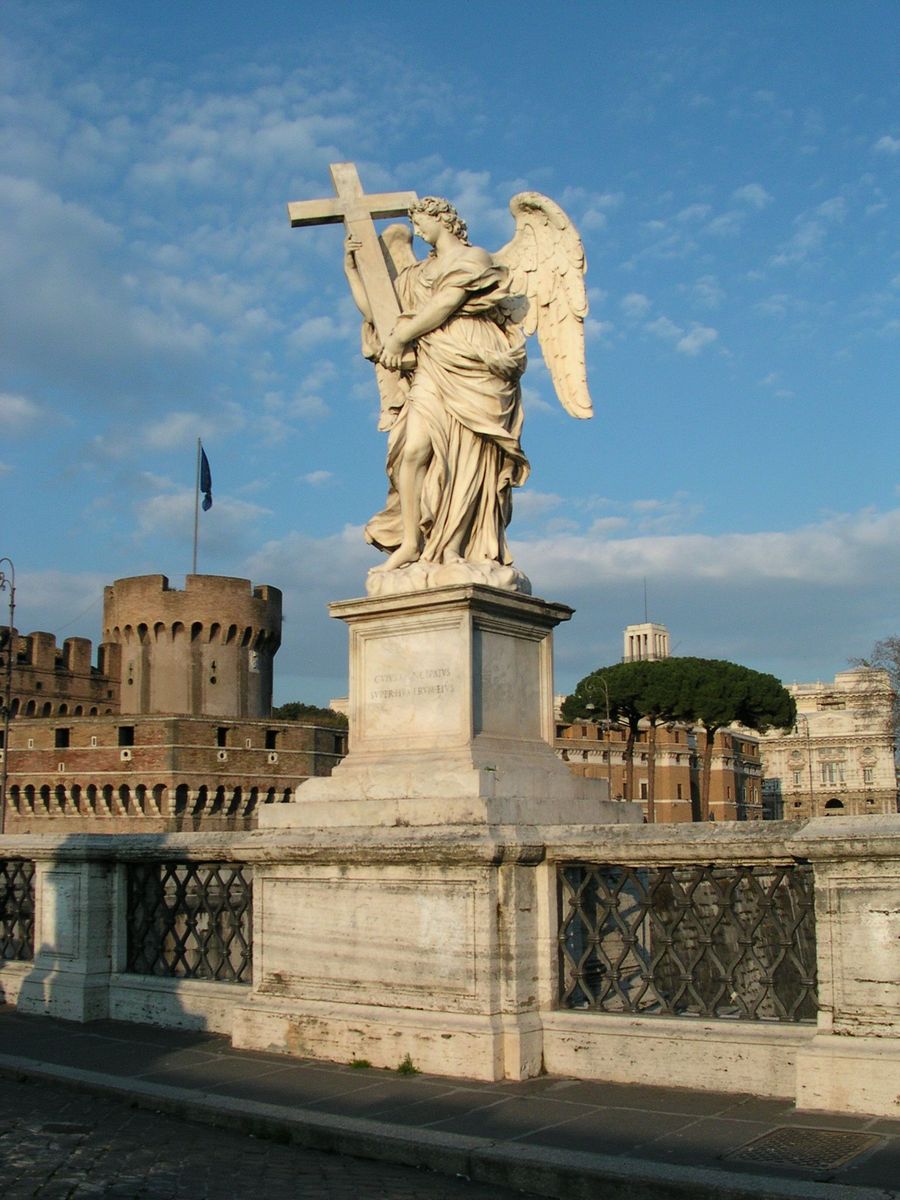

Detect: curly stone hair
[409, 195, 470, 244]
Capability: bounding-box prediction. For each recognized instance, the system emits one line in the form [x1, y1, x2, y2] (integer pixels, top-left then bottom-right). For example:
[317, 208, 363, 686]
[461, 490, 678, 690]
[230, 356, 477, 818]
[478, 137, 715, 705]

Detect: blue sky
[1, 1, 898, 705]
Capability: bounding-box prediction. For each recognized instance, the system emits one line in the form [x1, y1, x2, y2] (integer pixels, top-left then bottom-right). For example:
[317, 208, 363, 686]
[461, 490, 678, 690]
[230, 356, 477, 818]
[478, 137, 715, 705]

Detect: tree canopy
[562, 657, 796, 819]
[850, 635, 900, 753]
[270, 701, 348, 728]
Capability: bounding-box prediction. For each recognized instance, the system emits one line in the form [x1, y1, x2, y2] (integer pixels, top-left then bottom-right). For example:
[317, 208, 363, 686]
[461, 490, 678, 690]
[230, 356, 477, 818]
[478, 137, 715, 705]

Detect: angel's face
[411, 211, 442, 246]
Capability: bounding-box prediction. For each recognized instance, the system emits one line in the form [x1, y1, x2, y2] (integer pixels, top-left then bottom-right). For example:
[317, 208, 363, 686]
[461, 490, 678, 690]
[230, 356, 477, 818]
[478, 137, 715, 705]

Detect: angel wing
[493, 193, 593, 419]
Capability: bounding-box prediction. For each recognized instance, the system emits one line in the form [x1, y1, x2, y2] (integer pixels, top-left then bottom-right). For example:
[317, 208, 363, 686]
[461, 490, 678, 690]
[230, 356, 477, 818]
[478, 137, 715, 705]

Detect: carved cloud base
[366, 559, 531, 598]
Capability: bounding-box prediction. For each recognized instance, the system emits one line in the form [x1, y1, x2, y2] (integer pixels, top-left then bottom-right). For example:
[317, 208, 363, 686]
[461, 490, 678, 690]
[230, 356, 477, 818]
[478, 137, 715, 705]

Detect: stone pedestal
[262, 584, 622, 829]
[235, 585, 639, 1078]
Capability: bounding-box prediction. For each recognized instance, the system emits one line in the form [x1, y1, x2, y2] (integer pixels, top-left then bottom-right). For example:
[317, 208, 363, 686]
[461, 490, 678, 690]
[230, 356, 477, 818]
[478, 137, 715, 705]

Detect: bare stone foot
[373, 540, 422, 571]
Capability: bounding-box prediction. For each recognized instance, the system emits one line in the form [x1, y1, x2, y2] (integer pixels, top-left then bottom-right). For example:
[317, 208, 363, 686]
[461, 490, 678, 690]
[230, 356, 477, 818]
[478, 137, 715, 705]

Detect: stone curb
[0, 1055, 891, 1200]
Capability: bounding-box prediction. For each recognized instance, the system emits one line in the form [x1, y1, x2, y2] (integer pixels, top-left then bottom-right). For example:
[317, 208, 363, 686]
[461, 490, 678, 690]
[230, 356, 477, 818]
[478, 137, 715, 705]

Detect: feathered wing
[494, 193, 593, 419]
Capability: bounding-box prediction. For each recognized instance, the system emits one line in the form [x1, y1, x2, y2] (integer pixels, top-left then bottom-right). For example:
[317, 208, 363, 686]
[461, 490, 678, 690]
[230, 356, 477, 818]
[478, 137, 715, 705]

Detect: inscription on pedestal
[369, 665, 455, 704]
[359, 622, 466, 744]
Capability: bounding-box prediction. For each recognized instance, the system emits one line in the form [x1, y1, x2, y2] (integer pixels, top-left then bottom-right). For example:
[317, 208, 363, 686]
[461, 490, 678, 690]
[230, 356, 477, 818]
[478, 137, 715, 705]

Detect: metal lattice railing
[126, 861, 252, 984]
[0, 858, 36, 962]
[558, 862, 817, 1022]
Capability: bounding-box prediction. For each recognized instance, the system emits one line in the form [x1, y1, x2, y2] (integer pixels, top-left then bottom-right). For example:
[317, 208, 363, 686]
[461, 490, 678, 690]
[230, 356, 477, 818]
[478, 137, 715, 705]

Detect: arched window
[824, 798, 845, 813]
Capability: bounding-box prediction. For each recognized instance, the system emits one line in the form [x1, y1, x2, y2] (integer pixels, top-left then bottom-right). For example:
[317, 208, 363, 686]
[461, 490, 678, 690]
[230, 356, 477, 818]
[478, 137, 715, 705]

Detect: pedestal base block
[263, 585, 628, 830]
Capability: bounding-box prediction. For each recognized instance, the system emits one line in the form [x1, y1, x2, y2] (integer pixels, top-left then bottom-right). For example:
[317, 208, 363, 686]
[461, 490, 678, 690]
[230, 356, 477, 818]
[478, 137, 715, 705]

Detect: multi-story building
[555, 719, 763, 822]
[760, 668, 897, 820]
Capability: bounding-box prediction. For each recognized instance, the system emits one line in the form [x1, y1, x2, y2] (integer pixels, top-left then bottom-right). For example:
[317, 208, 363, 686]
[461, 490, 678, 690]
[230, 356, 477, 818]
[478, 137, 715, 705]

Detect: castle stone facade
[1, 574, 343, 832]
[103, 574, 281, 719]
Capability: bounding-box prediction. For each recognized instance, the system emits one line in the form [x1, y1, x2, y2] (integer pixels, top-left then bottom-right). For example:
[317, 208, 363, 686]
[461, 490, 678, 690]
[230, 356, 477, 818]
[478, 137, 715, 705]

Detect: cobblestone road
[0, 1076, 525, 1199]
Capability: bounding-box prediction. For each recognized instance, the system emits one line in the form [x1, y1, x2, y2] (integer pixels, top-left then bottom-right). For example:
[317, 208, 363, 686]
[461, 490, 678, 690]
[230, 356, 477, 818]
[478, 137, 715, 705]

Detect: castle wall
[3, 713, 346, 833]
[0, 627, 119, 718]
[102, 574, 282, 719]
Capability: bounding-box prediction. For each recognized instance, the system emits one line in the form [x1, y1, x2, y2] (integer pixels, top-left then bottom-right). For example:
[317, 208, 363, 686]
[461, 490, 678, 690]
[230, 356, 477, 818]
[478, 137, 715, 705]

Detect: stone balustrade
[1, 813, 897, 1117]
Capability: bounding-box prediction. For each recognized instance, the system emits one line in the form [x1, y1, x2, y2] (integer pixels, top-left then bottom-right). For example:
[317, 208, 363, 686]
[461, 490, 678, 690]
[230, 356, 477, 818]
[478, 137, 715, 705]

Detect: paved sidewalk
[0, 1008, 897, 1199]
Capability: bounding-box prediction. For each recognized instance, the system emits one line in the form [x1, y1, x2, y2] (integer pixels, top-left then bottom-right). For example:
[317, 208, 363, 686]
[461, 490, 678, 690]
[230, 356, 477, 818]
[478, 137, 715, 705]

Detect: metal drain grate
[727, 1127, 881, 1170]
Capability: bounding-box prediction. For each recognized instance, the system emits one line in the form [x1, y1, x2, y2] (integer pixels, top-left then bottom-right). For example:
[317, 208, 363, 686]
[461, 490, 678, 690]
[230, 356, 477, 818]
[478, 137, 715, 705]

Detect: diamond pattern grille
[0, 858, 35, 961]
[126, 861, 252, 984]
[558, 862, 817, 1021]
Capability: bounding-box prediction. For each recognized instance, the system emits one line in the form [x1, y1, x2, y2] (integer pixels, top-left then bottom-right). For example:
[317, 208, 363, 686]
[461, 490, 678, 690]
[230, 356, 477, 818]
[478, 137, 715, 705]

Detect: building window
[118, 725, 135, 747]
[640, 781, 648, 799]
[216, 726, 228, 748]
[820, 762, 844, 786]
[265, 729, 278, 750]
[792, 771, 802, 787]
[863, 767, 874, 785]
[55, 728, 70, 749]
[676, 783, 683, 800]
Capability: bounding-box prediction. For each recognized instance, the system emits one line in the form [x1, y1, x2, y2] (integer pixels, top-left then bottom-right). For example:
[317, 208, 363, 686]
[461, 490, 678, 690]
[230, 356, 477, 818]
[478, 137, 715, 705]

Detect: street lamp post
[795, 712, 815, 817]
[0, 557, 16, 837]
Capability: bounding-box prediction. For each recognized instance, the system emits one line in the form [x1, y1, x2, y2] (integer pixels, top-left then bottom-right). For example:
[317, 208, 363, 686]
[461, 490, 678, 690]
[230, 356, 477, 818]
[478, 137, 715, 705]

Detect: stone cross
[287, 162, 418, 352]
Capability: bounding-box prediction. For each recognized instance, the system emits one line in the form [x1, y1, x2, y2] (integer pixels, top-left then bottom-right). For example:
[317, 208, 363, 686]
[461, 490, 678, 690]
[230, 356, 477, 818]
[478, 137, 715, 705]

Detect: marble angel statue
[342, 191, 593, 596]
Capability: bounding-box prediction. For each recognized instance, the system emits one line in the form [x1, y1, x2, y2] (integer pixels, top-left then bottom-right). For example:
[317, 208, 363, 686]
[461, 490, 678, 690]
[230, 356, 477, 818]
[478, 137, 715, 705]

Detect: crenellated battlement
[102, 575, 282, 720]
[1, 626, 120, 718]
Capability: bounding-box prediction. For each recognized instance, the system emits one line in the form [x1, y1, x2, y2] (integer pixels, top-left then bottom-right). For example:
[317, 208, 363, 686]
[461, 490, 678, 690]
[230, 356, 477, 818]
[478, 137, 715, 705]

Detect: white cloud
[676, 204, 712, 223]
[517, 505, 900, 591]
[704, 210, 744, 237]
[0, 175, 211, 397]
[769, 196, 846, 268]
[0, 392, 41, 433]
[513, 490, 564, 520]
[676, 325, 719, 356]
[141, 406, 245, 450]
[303, 470, 333, 486]
[646, 316, 683, 342]
[874, 135, 900, 155]
[584, 318, 614, 342]
[287, 315, 348, 351]
[135, 490, 270, 551]
[816, 197, 846, 222]
[732, 183, 773, 209]
[691, 276, 724, 309]
[621, 293, 651, 319]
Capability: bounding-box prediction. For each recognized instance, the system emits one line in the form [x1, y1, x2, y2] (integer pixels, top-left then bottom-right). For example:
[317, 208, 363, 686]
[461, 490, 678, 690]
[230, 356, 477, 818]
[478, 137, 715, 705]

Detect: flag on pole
[200, 446, 213, 511]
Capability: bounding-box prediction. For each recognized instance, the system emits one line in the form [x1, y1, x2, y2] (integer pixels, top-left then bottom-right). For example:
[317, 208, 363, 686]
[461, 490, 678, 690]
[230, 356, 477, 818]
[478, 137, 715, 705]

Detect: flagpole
[192, 437, 201, 576]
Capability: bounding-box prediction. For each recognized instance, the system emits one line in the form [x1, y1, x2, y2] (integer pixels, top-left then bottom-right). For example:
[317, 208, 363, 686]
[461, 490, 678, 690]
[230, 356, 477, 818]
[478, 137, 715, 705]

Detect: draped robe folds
[364, 250, 530, 566]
